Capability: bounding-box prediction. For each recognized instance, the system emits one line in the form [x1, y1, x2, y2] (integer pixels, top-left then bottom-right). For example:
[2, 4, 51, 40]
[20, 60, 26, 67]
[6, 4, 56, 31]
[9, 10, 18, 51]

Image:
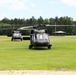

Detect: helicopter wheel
[29, 45, 32, 49]
[48, 45, 51, 49]
[11, 38, 13, 41]
[21, 38, 22, 41]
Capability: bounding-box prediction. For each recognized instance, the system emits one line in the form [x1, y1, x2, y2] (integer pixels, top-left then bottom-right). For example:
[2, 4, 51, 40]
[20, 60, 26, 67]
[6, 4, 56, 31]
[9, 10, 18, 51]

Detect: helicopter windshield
[13, 33, 21, 37]
[36, 33, 49, 40]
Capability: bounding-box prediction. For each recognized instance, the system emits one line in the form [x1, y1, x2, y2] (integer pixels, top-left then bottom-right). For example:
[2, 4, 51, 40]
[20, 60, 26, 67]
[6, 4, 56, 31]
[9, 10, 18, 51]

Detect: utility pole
[55, 22, 56, 35]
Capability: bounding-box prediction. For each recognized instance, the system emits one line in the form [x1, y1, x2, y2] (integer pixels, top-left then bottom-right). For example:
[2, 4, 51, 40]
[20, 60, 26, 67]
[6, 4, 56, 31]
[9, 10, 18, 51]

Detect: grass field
[0, 36, 76, 70]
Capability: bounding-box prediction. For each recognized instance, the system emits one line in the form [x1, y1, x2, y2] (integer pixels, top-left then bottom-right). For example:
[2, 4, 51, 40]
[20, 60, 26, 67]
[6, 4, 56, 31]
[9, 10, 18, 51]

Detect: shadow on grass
[30, 47, 51, 50]
[11, 40, 22, 42]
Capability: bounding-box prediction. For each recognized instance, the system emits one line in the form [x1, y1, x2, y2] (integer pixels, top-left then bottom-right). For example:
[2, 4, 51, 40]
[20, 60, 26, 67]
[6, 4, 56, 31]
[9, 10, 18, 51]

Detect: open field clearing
[0, 36, 76, 70]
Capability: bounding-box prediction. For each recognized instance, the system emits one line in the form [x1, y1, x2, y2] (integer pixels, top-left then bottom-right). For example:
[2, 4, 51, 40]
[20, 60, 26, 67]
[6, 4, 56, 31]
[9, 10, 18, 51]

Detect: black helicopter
[29, 29, 52, 49]
[11, 30, 22, 41]
[29, 24, 52, 49]
[18, 24, 52, 49]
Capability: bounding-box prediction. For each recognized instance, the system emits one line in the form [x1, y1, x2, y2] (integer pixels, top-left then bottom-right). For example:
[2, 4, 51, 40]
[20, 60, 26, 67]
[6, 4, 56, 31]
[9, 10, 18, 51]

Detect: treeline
[1, 16, 76, 25]
[0, 16, 76, 35]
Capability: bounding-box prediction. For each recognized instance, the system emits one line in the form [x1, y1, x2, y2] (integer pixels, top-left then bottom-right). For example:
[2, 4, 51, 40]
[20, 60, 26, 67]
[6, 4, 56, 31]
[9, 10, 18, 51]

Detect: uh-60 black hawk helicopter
[29, 29, 52, 49]
[18, 24, 52, 49]
[11, 30, 22, 41]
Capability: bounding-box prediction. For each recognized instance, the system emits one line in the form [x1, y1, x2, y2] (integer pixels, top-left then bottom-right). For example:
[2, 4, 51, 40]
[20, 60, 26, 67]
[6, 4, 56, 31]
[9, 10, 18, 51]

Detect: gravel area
[0, 70, 76, 75]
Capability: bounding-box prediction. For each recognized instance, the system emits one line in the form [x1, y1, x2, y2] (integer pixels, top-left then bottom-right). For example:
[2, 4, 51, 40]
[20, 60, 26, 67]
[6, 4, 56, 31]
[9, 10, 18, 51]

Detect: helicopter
[29, 29, 52, 49]
[18, 24, 52, 49]
[11, 30, 22, 41]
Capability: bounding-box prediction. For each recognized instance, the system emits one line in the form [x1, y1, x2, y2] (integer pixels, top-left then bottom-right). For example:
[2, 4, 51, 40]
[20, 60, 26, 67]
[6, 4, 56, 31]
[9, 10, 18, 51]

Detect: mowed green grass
[0, 36, 76, 70]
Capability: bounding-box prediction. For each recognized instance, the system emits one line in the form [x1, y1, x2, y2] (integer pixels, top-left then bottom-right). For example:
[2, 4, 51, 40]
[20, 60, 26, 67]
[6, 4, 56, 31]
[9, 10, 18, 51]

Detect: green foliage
[0, 36, 76, 70]
[0, 23, 11, 27]
[0, 16, 74, 25]
[0, 16, 76, 35]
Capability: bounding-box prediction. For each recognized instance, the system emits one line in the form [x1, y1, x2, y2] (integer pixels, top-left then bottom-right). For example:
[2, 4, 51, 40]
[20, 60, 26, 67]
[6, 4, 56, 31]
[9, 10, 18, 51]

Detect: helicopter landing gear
[20, 38, 22, 41]
[11, 38, 13, 41]
[11, 38, 22, 41]
[29, 45, 33, 49]
[48, 45, 52, 49]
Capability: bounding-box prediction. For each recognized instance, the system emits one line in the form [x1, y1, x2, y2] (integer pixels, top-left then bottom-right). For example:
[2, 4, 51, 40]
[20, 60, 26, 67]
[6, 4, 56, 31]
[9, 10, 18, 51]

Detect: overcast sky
[0, 0, 76, 20]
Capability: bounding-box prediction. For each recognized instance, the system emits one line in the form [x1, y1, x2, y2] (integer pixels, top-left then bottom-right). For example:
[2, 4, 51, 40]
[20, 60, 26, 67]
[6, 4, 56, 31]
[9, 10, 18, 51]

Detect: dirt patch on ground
[0, 70, 76, 75]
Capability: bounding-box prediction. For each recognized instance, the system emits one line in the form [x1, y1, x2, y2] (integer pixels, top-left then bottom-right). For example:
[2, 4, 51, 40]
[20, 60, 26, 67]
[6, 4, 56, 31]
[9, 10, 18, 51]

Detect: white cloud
[0, 0, 37, 10]
[61, 0, 76, 7]
[9, 0, 27, 10]
[0, 0, 8, 6]
[0, 0, 28, 10]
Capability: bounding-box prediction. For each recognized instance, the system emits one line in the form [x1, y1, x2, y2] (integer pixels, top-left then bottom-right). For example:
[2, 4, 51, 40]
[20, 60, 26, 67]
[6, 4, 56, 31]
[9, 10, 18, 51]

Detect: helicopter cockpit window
[36, 33, 48, 40]
[13, 32, 21, 37]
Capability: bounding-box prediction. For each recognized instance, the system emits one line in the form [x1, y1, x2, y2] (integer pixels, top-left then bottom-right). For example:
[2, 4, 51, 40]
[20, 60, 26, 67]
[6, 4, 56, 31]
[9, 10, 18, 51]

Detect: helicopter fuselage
[11, 31, 22, 41]
[29, 29, 52, 49]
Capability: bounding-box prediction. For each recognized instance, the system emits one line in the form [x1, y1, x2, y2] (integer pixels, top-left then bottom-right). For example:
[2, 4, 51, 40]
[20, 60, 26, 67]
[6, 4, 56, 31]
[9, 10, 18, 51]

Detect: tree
[54, 16, 59, 25]
[49, 17, 54, 25]
[13, 18, 18, 24]
[59, 16, 73, 25]
[37, 16, 43, 24]
[43, 18, 49, 24]
[31, 16, 37, 25]
[1, 17, 10, 24]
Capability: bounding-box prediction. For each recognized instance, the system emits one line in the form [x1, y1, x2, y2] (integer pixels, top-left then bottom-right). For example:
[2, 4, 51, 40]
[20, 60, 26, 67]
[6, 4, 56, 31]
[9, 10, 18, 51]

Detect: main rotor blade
[46, 24, 76, 26]
[18, 26, 33, 30]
